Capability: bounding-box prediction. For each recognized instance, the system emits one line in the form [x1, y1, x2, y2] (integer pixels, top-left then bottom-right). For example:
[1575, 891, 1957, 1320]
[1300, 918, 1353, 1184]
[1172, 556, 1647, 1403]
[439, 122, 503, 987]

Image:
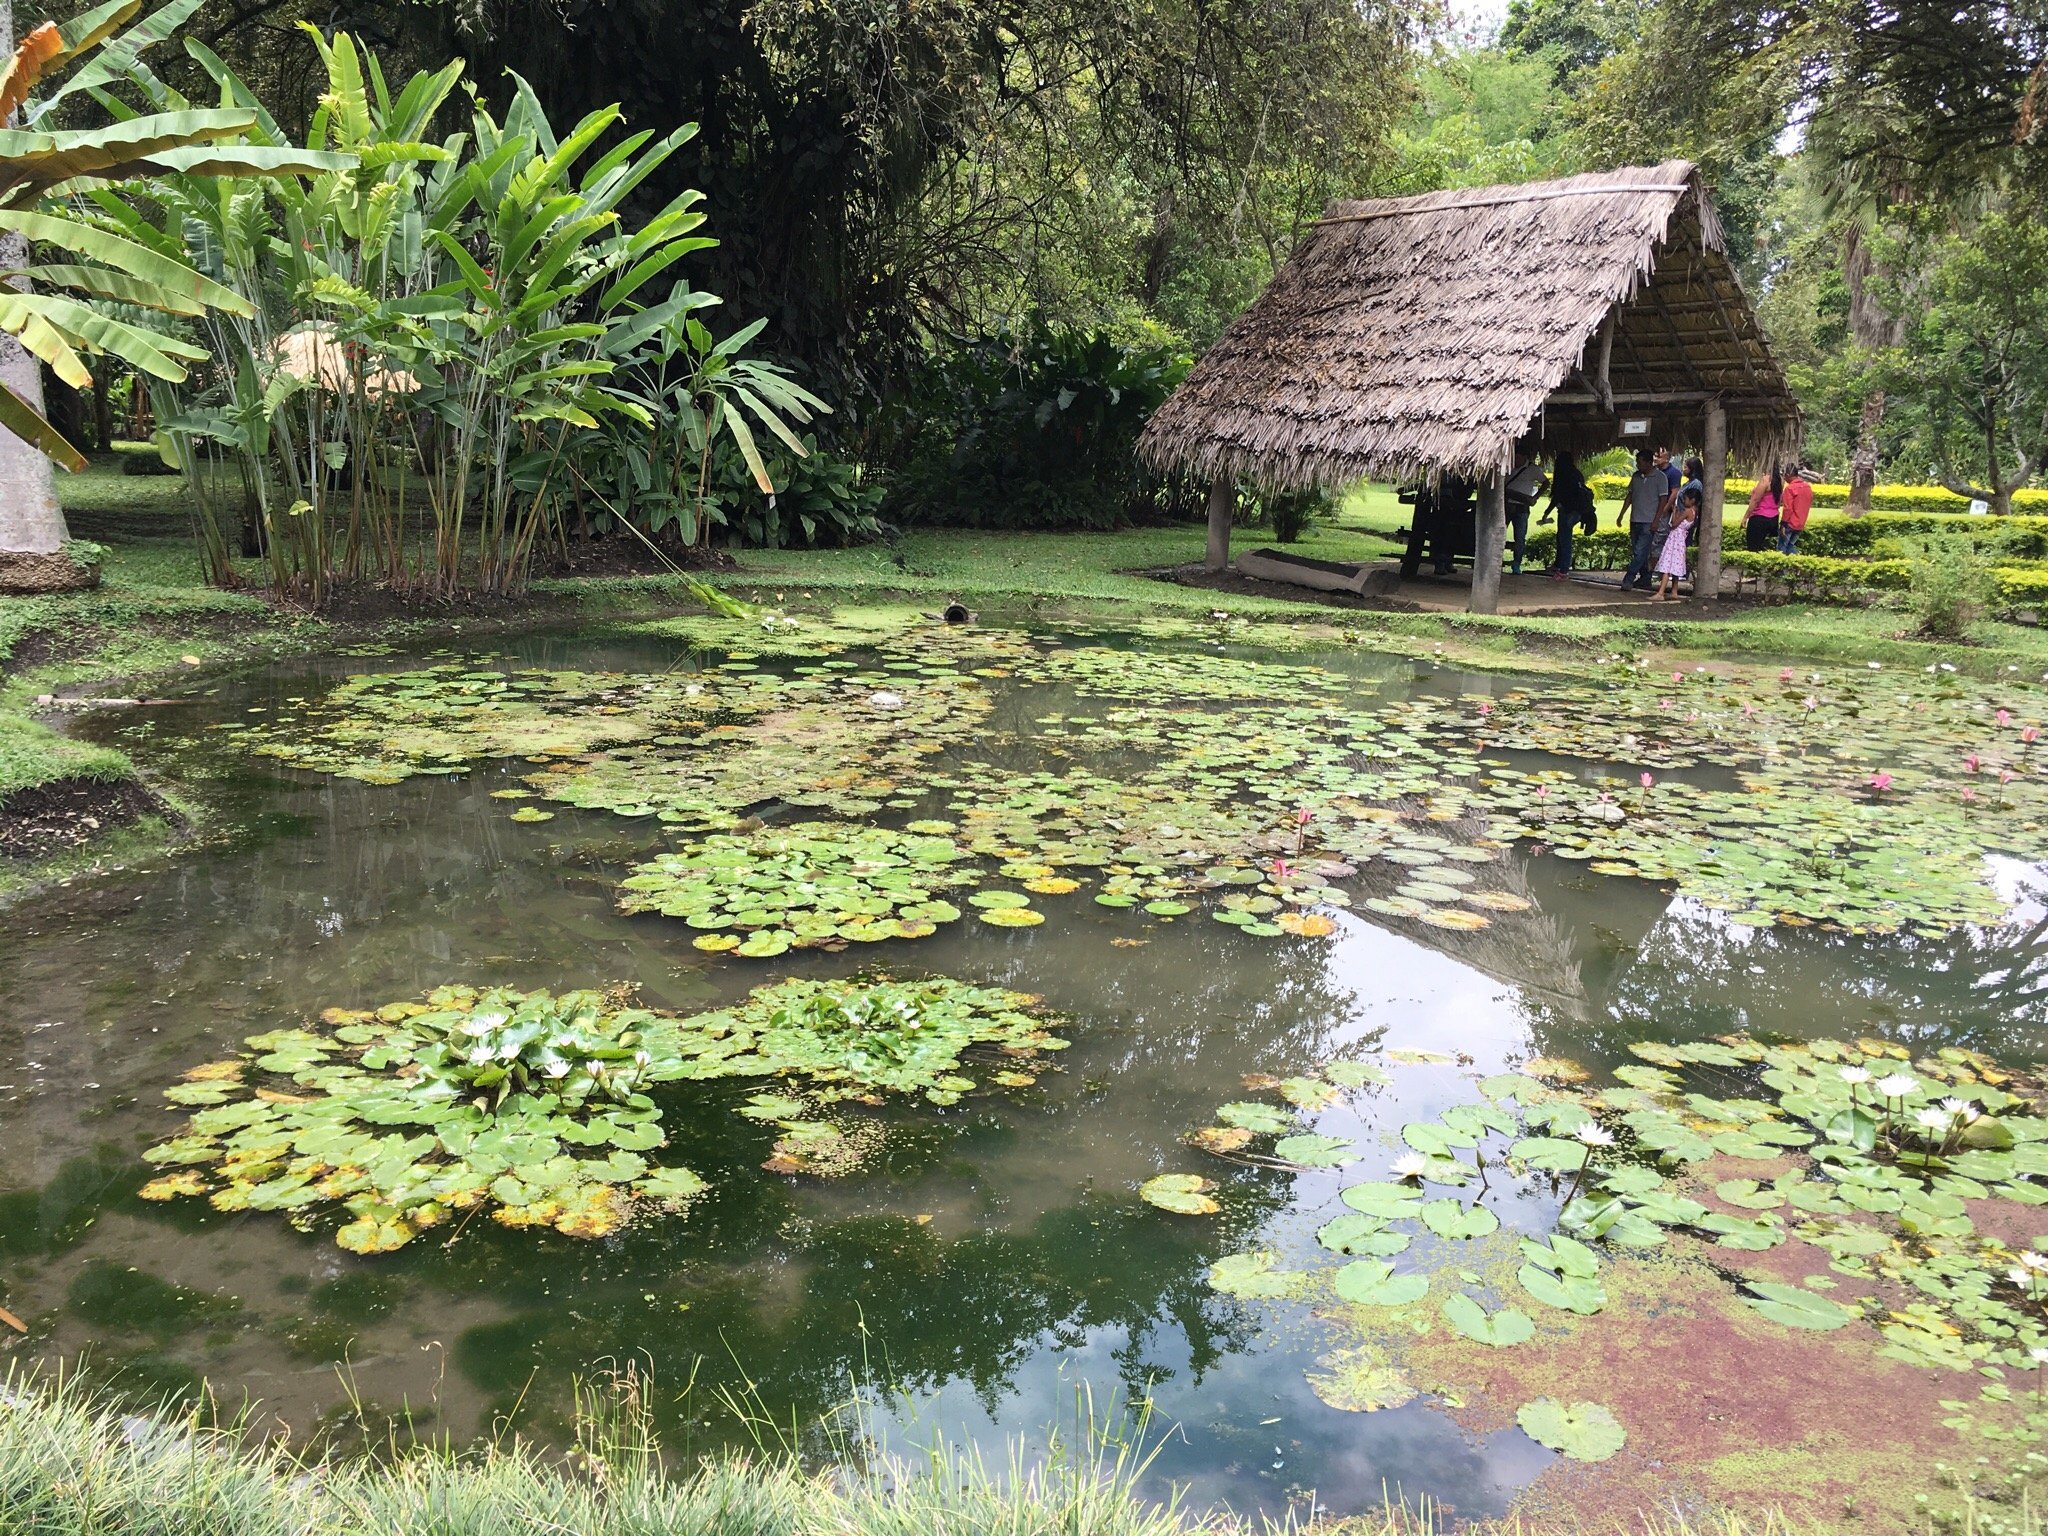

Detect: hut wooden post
[1204, 479, 1234, 572]
[1698, 399, 1726, 600]
[1470, 474, 1506, 614]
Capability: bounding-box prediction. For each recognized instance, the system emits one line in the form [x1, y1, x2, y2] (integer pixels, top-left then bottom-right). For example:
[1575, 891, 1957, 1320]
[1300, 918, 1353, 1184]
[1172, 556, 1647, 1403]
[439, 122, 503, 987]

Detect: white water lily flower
[543, 1059, 571, 1079]
[1838, 1065, 1872, 1086]
[1573, 1122, 1616, 1148]
[2023, 1252, 2048, 1274]
[1940, 1097, 1980, 1122]
[2033, 1347, 2048, 1364]
[869, 690, 904, 709]
[1391, 1153, 1430, 1179]
[1914, 1107, 1951, 1131]
[1875, 1073, 1919, 1099]
[2013, 1266, 2032, 1286]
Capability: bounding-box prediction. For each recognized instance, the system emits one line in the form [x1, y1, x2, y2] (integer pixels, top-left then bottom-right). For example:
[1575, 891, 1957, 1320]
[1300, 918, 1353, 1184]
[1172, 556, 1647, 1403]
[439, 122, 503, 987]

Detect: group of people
[1404, 445, 1815, 596]
[1741, 463, 1815, 554]
[1616, 446, 1705, 600]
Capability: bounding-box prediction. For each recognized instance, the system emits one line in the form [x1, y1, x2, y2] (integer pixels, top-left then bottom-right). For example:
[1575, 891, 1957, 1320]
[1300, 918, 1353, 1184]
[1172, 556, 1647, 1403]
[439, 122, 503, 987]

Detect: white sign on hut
[1136, 161, 1800, 613]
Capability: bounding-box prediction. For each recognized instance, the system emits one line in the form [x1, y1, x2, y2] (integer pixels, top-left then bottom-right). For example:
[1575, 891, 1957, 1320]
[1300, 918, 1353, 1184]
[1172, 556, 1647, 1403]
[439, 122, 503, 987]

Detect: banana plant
[0, 0, 348, 464]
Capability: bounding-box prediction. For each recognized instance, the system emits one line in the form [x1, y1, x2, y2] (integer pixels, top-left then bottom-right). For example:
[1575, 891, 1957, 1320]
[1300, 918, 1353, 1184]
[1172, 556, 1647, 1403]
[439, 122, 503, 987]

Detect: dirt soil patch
[0, 777, 167, 860]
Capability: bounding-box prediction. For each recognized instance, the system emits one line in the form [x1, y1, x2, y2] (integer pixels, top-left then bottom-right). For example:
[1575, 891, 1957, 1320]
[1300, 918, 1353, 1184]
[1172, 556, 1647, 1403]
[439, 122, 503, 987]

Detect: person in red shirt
[1778, 465, 1815, 554]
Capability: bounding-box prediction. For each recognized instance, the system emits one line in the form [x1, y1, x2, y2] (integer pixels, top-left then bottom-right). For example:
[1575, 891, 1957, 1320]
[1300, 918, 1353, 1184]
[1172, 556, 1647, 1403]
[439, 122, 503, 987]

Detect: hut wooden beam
[1471, 475, 1506, 615]
[1205, 479, 1234, 573]
[1699, 398, 1727, 599]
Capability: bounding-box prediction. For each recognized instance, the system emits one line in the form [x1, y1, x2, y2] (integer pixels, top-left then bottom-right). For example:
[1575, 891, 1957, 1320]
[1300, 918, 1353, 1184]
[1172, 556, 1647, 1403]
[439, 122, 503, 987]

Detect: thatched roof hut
[1138, 162, 1798, 610]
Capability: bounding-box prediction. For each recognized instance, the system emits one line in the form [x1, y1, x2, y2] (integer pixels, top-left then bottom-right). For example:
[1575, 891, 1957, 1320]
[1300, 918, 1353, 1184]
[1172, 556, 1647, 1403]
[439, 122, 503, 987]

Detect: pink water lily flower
[1999, 709, 2013, 726]
[1965, 753, 1982, 773]
[1779, 668, 1795, 682]
[1478, 701, 1493, 716]
[2027, 726, 2040, 744]
[1272, 858, 1291, 881]
[2003, 769, 2016, 784]
[1535, 785, 1551, 798]
[1963, 786, 1977, 801]
[1802, 696, 1818, 711]
[1296, 807, 1314, 825]
[1869, 772, 1893, 792]
[1640, 772, 1655, 788]
[1672, 671, 1683, 683]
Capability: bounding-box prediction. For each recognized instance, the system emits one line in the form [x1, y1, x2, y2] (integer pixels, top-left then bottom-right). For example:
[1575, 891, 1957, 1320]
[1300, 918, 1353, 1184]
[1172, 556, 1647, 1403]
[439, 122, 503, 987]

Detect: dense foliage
[887, 323, 1192, 530]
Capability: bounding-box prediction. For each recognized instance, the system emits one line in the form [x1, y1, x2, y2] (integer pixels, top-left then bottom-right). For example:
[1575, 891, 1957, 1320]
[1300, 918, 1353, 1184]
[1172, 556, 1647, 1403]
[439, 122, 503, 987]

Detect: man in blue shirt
[1618, 449, 1665, 592]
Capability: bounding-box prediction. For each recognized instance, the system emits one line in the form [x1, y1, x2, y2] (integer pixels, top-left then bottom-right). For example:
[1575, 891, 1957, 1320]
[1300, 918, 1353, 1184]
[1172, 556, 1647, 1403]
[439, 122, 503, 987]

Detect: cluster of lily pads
[1140, 1032, 2048, 1464]
[223, 615, 2047, 935]
[616, 822, 978, 954]
[142, 976, 1066, 1252]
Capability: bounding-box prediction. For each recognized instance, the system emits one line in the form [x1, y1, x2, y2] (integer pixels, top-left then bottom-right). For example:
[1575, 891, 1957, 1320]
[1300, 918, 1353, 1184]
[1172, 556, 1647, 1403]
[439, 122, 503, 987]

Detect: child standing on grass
[1652, 486, 1700, 601]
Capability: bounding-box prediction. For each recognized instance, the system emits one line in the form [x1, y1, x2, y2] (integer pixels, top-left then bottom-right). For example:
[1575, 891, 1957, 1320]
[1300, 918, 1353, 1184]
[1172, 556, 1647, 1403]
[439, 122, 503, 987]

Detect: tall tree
[1877, 211, 2048, 515]
[389, 0, 1421, 401]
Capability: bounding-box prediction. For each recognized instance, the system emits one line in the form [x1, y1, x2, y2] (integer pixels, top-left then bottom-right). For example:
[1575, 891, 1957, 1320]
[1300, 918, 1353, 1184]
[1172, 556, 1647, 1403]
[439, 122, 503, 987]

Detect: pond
[5, 608, 2048, 1527]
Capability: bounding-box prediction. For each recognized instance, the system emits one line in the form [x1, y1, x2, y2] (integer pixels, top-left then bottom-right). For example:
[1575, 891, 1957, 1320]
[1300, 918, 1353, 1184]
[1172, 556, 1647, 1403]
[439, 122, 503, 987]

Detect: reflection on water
[4, 625, 2046, 1521]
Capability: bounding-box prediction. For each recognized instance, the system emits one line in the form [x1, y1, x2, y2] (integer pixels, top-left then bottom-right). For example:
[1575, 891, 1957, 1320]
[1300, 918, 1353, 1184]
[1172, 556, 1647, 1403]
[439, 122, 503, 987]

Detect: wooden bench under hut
[1137, 161, 1800, 613]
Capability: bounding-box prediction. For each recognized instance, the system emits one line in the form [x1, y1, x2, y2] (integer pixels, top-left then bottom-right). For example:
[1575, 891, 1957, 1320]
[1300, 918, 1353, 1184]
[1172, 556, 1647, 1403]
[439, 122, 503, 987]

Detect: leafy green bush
[1244, 487, 1335, 543]
[1906, 539, 1997, 638]
[889, 322, 1190, 530]
[1522, 527, 1633, 568]
[1725, 551, 1912, 599]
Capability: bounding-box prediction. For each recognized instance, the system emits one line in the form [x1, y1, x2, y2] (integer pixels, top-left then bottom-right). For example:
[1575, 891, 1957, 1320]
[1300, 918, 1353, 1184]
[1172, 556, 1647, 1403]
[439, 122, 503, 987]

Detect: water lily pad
[1188, 1126, 1254, 1155]
[1274, 1134, 1357, 1168]
[1317, 1212, 1414, 1258]
[1333, 1259, 1430, 1308]
[1308, 1347, 1417, 1412]
[979, 906, 1045, 928]
[1140, 1173, 1219, 1215]
[1208, 1250, 1305, 1298]
[1420, 1197, 1499, 1240]
[1516, 1398, 1626, 1462]
[1217, 1101, 1294, 1133]
[1441, 1292, 1535, 1347]
[1743, 1281, 1858, 1330]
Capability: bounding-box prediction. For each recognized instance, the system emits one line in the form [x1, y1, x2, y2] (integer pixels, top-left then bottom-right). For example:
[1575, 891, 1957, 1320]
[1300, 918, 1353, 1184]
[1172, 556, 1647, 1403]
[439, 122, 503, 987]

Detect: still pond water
[3, 620, 2045, 1522]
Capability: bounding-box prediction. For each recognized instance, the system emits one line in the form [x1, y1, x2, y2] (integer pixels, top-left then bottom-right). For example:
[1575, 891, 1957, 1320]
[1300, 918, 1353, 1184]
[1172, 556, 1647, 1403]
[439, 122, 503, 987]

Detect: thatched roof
[1138, 161, 1798, 490]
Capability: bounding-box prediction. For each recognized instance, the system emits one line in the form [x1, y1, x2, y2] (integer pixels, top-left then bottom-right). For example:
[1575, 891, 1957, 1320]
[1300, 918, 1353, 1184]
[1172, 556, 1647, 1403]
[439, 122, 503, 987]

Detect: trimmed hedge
[1723, 551, 2048, 613]
[1585, 475, 2048, 516]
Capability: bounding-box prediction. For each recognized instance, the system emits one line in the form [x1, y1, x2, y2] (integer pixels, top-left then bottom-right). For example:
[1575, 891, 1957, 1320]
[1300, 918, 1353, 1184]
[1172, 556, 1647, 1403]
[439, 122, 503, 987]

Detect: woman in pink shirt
[1744, 466, 1783, 551]
[1777, 466, 1814, 553]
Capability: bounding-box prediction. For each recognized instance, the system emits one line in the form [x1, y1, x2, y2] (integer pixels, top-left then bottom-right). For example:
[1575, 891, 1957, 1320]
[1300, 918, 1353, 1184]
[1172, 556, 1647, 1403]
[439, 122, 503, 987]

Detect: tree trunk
[1469, 473, 1505, 615]
[1699, 399, 1726, 598]
[1845, 389, 1884, 516]
[0, 0, 80, 587]
[1204, 478, 1233, 572]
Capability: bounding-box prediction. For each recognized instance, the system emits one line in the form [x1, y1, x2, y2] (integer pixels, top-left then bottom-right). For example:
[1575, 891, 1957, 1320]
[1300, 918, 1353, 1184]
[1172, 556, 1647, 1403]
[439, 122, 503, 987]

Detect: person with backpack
[1541, 452, 1597, 579]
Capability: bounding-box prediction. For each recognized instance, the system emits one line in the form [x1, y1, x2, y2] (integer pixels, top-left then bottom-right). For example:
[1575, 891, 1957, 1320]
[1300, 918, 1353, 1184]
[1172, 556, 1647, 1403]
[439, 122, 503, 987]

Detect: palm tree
[0, 0, 346, 591]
